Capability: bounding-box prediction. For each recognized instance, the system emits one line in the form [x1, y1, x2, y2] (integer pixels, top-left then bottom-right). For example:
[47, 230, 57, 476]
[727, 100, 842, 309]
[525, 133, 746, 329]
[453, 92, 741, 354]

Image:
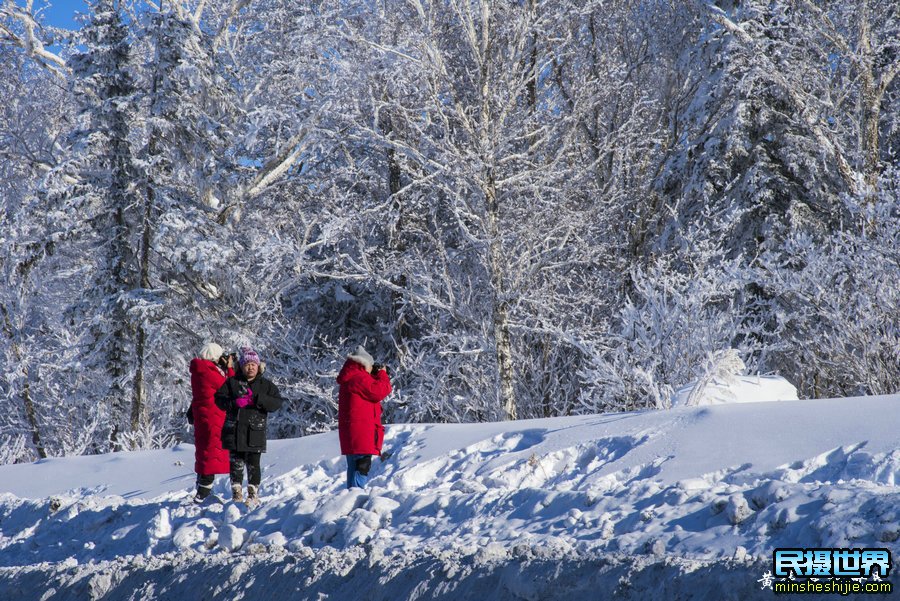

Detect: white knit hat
[347, 345, 374, 369]
[199, 342, 224, 362]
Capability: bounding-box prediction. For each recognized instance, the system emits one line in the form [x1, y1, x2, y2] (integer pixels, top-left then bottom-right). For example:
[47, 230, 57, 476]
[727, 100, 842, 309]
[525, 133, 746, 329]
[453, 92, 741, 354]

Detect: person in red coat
[337, 345, 392, 489]
[189, 342, 234, 502]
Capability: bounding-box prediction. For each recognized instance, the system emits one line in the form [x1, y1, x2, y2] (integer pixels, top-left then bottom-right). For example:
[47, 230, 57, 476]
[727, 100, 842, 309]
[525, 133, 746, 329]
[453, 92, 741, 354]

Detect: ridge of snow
[1, 394, 899, 598]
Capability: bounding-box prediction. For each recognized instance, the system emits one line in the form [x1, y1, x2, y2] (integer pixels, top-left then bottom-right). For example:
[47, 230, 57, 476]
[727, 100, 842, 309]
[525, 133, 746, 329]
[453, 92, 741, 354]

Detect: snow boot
[193, 483, 213, 504]
[231, 483, 244, 503]
[246, 484, 259, 508]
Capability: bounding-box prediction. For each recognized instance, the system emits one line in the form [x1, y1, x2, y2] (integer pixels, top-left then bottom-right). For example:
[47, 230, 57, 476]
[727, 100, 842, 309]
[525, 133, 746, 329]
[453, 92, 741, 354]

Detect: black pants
[230, 451, 261, 486]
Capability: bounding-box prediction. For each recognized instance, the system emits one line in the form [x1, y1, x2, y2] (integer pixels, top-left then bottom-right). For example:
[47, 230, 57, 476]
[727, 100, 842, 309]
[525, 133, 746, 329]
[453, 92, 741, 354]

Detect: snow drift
[2, 394, 900, 600]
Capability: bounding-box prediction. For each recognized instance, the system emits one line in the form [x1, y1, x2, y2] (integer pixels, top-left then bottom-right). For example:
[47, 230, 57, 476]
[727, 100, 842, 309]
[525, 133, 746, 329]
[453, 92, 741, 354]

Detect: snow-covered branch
[707, 4, 859, 195]
[0, 0, 67, 79]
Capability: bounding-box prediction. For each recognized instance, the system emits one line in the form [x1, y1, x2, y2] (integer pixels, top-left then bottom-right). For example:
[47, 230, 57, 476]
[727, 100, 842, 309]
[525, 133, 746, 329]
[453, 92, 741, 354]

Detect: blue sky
[38, 0, 88, 30]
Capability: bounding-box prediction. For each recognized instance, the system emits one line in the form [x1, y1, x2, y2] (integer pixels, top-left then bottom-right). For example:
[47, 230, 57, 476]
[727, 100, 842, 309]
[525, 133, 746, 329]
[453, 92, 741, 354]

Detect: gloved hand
[235, 388, 254, 408]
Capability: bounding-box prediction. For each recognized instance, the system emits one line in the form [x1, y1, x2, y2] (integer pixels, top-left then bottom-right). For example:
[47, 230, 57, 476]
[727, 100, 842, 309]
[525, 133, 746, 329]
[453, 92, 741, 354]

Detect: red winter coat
[190, 358, 234, 475]
[337, 359, 392, 455]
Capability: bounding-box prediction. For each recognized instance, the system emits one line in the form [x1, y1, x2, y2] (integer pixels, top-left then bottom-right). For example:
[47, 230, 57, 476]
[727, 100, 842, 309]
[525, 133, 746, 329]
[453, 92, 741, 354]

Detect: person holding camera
[337, 345, 392, 489]
[189, 342, 236, 503]
[215, 346, 284, 507]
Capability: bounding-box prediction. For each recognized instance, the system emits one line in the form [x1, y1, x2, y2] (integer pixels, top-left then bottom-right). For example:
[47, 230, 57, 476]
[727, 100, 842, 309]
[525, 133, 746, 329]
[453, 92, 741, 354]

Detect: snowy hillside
[2, 394, 900, 600]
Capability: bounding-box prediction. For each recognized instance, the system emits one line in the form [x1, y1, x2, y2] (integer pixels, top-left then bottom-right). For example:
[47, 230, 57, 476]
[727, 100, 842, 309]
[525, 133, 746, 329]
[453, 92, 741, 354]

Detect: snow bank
[2, 394, 899, 600]
[0, 546, 772, 601]
[670, 375, 799, 407]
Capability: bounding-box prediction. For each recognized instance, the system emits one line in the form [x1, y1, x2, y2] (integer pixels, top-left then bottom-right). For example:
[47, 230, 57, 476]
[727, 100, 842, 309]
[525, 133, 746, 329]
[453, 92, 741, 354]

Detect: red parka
[337, 359, 392, 455]
[190, 358, 234, 475]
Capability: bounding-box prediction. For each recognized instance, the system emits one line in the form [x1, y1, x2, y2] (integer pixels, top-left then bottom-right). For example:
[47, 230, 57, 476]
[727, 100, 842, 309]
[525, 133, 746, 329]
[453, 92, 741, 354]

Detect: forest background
[0, 0, 898, 461]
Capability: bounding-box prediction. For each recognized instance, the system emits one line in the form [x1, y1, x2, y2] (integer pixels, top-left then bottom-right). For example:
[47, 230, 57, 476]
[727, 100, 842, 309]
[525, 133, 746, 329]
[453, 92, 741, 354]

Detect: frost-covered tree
[0, 0, 68, 79]
[3, 0, 899, 459]
[578, 242, 763, 412]
[610, 0, 899, 408]
[43, 0, 147, 448]
[754, 167, 900, 399]
[735, 0, 900, 199]
[653, 0, 899, 256]
[316, 0, 615, 421]
[0, 46, 71, 461]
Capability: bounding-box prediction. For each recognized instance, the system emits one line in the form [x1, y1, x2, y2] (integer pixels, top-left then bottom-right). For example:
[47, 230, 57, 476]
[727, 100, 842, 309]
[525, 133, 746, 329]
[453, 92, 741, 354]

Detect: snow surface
[670, 375, 799, 407]
[2, 393, 900, 600]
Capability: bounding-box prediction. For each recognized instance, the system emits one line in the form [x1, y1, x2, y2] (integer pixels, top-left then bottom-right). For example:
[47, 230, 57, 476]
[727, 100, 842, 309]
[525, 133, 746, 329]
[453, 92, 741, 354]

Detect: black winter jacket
[214, 372, 284, 453]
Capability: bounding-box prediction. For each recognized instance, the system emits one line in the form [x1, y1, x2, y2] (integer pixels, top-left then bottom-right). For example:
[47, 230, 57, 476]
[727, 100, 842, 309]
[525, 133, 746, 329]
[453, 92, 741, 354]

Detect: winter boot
[231, 483, 244, 503]
[246, 485, 259, 508]
[193, 483, 213, 504]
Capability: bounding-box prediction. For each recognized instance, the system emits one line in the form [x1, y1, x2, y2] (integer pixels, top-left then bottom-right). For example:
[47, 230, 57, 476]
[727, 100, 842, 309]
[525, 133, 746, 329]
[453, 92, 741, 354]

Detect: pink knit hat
[239, 346, 260, 367]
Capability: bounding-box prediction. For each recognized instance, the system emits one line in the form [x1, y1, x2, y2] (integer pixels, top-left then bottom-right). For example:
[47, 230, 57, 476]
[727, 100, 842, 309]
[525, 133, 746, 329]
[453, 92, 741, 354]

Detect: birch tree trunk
[484, 167, 516, 420]
[479, 1, 516, 420]
[855, 0, 897, 201]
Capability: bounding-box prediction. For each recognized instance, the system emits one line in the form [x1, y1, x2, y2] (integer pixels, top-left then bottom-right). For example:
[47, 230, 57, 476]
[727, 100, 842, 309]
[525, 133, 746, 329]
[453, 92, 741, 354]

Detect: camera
[372, 363, 388, 375]
[218, 352, 237, 368]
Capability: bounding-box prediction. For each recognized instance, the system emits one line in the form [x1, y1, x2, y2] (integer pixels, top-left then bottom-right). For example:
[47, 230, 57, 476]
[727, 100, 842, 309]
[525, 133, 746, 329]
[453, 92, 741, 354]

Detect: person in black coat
[215, 346, 284, 506]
